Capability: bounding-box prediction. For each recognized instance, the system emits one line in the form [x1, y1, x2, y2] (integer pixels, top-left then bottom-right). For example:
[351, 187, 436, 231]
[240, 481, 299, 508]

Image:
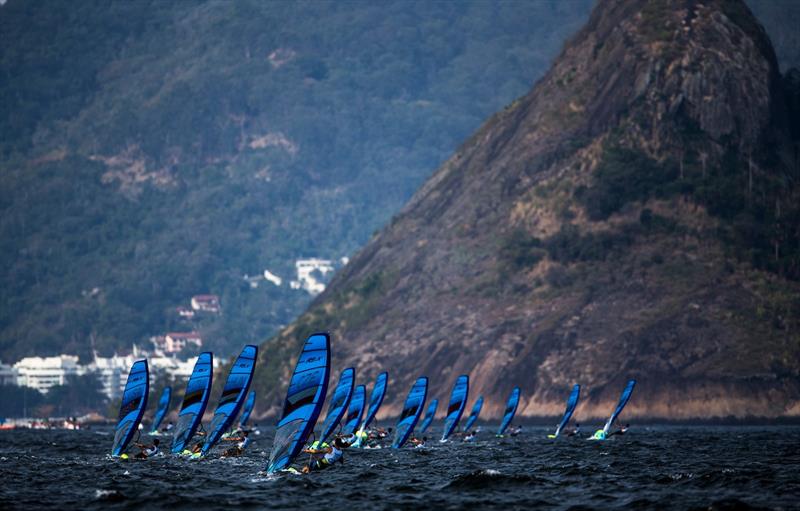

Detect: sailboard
[267, 333, 331, 473]
[318, 367, 355, 443]
[239, 390, 256, 428]
[591, 379, 636, 440]
[392, 376, 428, 448]
[418, 398, 438, 434]
[360, 371, 388, 432]
[201, 345, 258, 456]
[462, 395, 484, 432]
[496, 386, 520, 436]
[149, 386, 171, 434]
[112, 360, 149, 457]
[341, 384, 366, 436]
[550, 384, 580, 438]
[171, 352, 213, 454]
[603, 379, 636, 434]
[441, 374, 469, 441]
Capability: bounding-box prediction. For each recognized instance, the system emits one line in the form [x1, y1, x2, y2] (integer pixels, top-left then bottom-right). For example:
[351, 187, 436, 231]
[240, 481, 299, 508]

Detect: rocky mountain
[256, 0, 800, 420]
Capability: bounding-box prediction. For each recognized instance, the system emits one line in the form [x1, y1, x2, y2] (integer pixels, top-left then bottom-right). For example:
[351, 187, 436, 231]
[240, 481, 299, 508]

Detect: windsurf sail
[318, 367, 355, 443]
[359, 371, 388, 433]
[552, 384, 581, 438]
[239, 390, 256, 428]
[341, 384, 366, 436]
[149, 386, 171, 434]
[171, 352, 213, 454]
[111, 360, 149, 456]
[497, 386, 520, 436]
[603, 379, 636, 435]
[267, 333, 331, 473]
[419, 398, 438, 434]
[392, 376, 428, 448]
[463, 395, 484, 432]
[201, 345, 258, 455]
[441, 374, 469, 441]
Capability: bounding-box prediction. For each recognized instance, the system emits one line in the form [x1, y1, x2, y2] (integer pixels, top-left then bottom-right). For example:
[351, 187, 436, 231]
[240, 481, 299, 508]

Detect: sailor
[509, 425, 523, 437]
[134, 439, 160, 459]
[463, 430, 477, 442]
[302, 436, 351, 473]
[161, 421, 174, 433]
[566, 423, 581, 437]
[608, 423, 629, 437]
[182, 440, 204, 456]
[222, 431, 251, 457]
[410, 436, 427, 448]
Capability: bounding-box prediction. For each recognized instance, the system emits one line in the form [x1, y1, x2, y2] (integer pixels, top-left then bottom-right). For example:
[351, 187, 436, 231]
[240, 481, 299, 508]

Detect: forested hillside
[0, 0, 593, 360]
[0, 0, 796, 364]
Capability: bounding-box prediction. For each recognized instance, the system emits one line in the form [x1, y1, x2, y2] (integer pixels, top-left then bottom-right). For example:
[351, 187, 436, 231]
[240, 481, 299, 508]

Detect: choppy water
[1, 425, 798, 510]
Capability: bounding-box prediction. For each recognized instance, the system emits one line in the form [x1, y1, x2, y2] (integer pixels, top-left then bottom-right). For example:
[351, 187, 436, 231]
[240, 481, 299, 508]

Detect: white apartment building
[14, 355, 82, 393]
[290, 258, 335, 295]
[88, 350, 200, 400]
[11, 346, 209, 400]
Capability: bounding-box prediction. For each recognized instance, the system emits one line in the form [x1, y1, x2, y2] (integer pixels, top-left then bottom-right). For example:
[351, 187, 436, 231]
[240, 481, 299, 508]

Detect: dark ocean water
[0, 425, 798, 510]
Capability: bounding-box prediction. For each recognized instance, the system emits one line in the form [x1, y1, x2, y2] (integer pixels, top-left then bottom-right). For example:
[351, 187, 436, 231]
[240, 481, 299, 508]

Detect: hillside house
[190, 294, 220, 313]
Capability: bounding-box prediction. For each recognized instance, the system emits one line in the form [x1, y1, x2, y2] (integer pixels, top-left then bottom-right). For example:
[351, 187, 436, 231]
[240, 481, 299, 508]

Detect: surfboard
[441, 374, 468, 441]
[318, 367, 355, 444]
[171, 352, 213, 454]
[239, 390, 256, 428]
[149, 386, 171, 435]
[266, 333, 331, 473]
[418, 398, 438, 434]
[590, 379, 636, 441]
[392, 376, 427, 449]
[111, 360, 149, 457]
[463, 395, 484, 432]
[551, 384, 580, 438]
[341, 384, 366, 436]
[496, 386, 520, 437]
[201, 345, 258, 456]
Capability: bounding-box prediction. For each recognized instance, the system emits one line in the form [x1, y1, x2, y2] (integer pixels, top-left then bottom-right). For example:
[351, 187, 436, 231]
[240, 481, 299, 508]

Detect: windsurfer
[222, 431, 251, 457]
[302, 436, 351, 473]
[134, 439, 160, 459]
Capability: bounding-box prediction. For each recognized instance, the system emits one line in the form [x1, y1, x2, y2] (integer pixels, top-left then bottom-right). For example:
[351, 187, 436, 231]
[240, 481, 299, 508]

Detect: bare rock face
[255, 0, 800, 420]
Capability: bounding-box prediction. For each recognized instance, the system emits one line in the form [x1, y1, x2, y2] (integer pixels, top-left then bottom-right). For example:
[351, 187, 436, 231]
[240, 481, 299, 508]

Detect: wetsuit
[135, 444, 159, 459]
[308, 445, 343, 472]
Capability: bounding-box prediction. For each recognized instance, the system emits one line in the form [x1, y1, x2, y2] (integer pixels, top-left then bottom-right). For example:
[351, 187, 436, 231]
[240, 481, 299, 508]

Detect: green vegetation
[575, 145, 679, 221]
[575, 130, 800, 279]
[0, 0, 595, 361]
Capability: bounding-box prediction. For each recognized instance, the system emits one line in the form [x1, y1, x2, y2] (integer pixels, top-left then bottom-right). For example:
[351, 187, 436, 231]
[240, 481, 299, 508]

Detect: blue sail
[553, 384, 581, 437]
[418, 398, 438, 434]
[603, 379, 636, 435]
[360, 371, 388, 432]
[441, 374, 469, 441]
[318, 367, 355, 443]
[149, 386, 171, 434]
[171, 352, 213, 454]
[341, 384, 366, 436]
[462, 395, 484, 432]
[239, 390, 256, 427]
[201, 345, 258, 455]
[267, 333, 331, 473]
[497, 386, 521, 436]
[392, 376, 428, 448]
[111, 360, 149, 456]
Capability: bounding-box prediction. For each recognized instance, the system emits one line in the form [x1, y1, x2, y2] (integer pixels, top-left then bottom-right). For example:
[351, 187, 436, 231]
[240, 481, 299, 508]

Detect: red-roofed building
[190, 294, 220, 313]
